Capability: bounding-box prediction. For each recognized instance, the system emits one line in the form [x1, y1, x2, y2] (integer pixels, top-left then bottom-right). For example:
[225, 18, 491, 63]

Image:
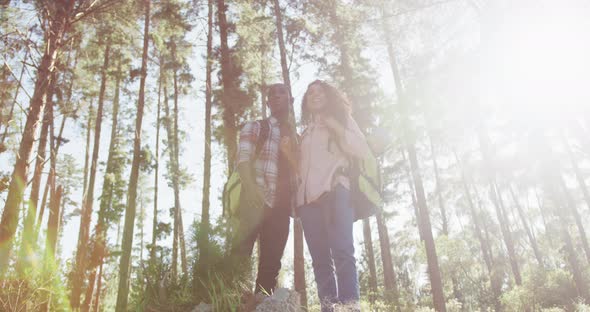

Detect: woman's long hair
[301, 80, 351, 128]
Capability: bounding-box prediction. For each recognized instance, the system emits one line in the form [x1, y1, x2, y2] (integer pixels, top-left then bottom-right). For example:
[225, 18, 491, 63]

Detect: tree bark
[37, 51, 79, 232]
[84, 59, 122, 312]
[293, 220, 307, 309]
[18, 80, 53, 272]
[163, 82, 182, 279]
[92, 262, 103, 312]
[0, 13, 66, 274]
[428, 136, 463, 304]
[271, 1, 306, 306]
[545, 178, 590, 301]
[151, 61, 162, 267]
[477, 129, 522, 286]
[401, 149, 422, 241]
[376, 212, 400, 308]
[36, 105, 68, 234]
[45, 185, 63, 261]
[72, 43, 110, 309]
[116, 1, 150, 310]
[82, 101, 94, 203]
[428, 134, 448, 235]
[196, 0, 213, 277]
[171, 43, 188, 276]
[381, 6, 446, 309]
[216, 0, 238, 170]
[508, 185, 543, 266]
[453, 151, 493, 273]
[82, 270, 97, 312]
[363, 219, 378, 304]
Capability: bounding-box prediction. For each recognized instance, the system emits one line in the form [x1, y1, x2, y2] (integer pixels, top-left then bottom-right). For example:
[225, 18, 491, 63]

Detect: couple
[232, 80, 371, 312]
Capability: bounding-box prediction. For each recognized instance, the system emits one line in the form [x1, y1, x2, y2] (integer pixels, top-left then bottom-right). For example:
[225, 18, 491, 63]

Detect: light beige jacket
[296, 114, 371, 208]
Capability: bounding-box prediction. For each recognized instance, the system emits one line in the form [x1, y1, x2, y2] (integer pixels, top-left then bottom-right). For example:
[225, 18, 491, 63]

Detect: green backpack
[350, 150, 383, 221]
[222, 120, 270, 217]
[329, 138, 383, 221]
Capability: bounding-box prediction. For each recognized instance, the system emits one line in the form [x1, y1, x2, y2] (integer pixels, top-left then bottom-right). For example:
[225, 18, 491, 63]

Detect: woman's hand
[322, 116, 346, 138]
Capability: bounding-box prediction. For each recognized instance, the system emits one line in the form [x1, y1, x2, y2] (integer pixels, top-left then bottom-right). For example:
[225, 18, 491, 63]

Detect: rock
[192, 302, 213, 312]
[255, 288, 302, 312]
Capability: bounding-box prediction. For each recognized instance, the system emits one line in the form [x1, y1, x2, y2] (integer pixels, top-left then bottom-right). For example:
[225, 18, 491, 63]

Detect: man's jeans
[232, 200, 290, 294]
[299, 184, 360, 312]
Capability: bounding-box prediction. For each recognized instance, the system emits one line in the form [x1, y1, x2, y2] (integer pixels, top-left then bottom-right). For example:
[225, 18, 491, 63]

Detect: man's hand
[280, 136, 299, 172]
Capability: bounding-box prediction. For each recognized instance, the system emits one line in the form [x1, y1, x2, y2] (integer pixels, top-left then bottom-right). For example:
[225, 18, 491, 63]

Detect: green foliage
[501, 267, 583, 311]
[0, 268, 70, 311]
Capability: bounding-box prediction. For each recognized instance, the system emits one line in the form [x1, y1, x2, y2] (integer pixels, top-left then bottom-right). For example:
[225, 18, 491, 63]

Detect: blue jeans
[299, 184, 359, 312]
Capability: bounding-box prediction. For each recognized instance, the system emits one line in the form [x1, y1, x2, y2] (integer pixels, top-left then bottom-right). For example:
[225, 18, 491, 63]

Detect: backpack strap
[254, 119, 270, 161]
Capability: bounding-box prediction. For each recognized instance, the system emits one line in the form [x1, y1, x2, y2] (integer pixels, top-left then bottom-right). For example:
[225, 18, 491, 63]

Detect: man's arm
[238, 161, 264, 208]
[236, 121, 264, 208]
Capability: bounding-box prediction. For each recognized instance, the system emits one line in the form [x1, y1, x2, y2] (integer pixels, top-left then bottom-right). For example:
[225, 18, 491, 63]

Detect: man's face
[268, 85, 290, 117]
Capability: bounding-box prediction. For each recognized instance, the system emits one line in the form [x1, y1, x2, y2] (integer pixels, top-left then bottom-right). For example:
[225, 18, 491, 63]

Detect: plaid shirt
[237, 117, 282, 208]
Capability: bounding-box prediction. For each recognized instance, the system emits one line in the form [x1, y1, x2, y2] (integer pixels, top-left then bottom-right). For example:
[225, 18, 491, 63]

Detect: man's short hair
[267, 83, 292, 105]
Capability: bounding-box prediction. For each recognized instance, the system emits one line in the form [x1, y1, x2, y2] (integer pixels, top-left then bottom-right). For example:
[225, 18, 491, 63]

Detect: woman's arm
[324, 115, 370, 159]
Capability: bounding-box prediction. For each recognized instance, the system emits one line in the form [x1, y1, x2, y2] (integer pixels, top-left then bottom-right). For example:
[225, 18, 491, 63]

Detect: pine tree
[116, 0, 150, 309]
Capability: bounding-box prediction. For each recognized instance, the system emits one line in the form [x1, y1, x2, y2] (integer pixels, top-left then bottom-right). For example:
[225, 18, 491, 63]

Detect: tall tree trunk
[45, 185, 63, 261]
[178, 207, 188, 276]
[381, 7, 446, 310]
[92, 262, 103, 312]
[116, 1, 150, 309]
[271, 1, 306, 306]
[293, 220, 307, 309]
[363, 219, 378, 304]
[196, 0, 213, 277]
[18, 79, 53, 272]
[171, 44, 188, 276]
[163, 83, 181, 279]
[216, 0, 238, 171]
[508, 185, 543, 266]
[82, 270, 97, 312]
[453, 151, 493, 273]
[72, 43, 110, 309]
[151, 62, 162, 267]
[456, 155, 500, 311]
[544, 178, 590, 301]
[401, 149, 423, 241]
[37, 52, 79, 231]
[428, 134, 448, 235]
[39, 189, 62, 312]
[36, 107, 68, 234]
[82, 101, 94, 201]
[407, 144, 447, 311]
[84, 60, 122, 312]
[428, 136, 463, 303]
[376, 212, 400, 309]
[0, 14, 66, 274]
[477, 129, 522, 286]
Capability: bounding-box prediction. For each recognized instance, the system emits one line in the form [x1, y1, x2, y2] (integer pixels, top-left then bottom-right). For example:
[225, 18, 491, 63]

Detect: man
[232, 83, 296, 295]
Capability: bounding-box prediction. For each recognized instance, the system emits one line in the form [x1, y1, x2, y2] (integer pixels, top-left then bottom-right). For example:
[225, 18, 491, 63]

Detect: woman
[295, 80, 370, 312]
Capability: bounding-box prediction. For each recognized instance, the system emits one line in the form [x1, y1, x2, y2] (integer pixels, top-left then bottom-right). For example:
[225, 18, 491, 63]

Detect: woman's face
[306, 84, 327, 113]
